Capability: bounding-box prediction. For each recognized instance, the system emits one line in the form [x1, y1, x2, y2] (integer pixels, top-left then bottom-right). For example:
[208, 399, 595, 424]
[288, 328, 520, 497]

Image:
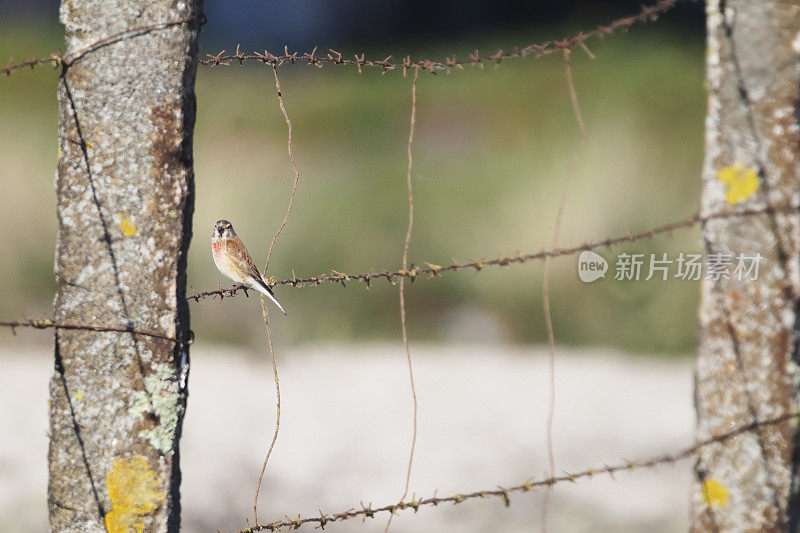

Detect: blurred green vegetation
[0, 20, 705, 354]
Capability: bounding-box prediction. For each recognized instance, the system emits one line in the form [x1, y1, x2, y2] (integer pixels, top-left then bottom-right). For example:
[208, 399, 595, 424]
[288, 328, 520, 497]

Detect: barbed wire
[185, 203, 798, 303]
[236, 410, 799, 531]
[2, 0, 686, 79]
[1, 54, 60, 77]
[1, 15, 200, 77]
[2, 2, 780, 532]
[202, 0, 686, 74]
[0, 319, 191, 344]
[5, 205, 794, 339]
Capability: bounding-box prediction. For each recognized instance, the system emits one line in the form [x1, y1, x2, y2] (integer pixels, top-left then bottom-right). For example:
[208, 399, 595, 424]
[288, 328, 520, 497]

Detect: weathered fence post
[48, 1, 201, 530]
[693, 1, 800, 530]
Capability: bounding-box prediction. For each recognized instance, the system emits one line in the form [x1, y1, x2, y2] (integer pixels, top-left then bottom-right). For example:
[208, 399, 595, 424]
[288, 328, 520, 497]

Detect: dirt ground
[0, 340, 694, 532]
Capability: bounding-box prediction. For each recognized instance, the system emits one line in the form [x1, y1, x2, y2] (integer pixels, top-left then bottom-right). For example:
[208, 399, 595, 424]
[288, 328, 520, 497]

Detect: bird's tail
[251, 276, 287, 316]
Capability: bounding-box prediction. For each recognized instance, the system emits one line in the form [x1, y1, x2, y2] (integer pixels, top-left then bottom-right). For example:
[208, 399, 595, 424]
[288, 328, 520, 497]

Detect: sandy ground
[0, 341, 695, 532]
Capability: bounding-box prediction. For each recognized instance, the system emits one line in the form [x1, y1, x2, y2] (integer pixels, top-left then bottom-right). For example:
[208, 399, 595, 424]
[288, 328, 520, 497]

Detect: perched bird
[211, 220, 287, 315]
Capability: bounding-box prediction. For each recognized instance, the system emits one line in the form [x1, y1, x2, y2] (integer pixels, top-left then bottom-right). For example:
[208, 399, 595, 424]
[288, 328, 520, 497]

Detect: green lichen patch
[131, 363, 184, 454]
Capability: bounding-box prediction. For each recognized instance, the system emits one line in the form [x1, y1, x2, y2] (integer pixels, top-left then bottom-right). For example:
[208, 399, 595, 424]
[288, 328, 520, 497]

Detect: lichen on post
[48, 0, 201, 530]
[694, 1, 800, 530]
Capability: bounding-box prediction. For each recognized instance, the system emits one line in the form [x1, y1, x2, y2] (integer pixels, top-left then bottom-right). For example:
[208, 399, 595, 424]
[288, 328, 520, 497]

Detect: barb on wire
[234, 410, 800, 532]
[186, 203, 798, 303]
[199, 0, 685, 74]
[1, 54, 62, 77]
[1, 15, 200, 77]
[0, 319, 191, 345]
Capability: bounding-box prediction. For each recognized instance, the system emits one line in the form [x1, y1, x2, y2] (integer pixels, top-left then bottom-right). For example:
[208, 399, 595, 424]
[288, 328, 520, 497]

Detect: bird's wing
[224, 237, 261, 282]
[226, 237, 287, 315]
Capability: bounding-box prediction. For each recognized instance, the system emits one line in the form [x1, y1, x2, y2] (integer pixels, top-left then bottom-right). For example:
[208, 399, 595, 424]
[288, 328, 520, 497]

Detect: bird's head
[213, 220, 236, 240]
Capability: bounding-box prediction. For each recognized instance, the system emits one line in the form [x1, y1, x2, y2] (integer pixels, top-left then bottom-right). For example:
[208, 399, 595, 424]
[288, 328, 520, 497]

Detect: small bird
[211, 220, 287, 315]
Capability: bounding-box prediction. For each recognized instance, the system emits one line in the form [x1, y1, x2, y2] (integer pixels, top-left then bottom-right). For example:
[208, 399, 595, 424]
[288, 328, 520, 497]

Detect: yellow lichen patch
[104, 455, 165, 533]
[73, 390, 83, 401]
[701, 478, 729, 508]
[118, 214, 138, 237]
[717, 162, 759, 204]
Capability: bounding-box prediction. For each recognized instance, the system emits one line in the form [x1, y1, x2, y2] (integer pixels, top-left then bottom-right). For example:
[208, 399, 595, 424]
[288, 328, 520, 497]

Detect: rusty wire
[201, 0, 686, 74]
[236, 410, 799, 532]
[0, 318, 190, 344]
[253, 64, 303, 526]
[185, 203, 798, 303]
[1, 15, 200, 77]
[385, 66, 420, 533]
[3, 0, 685, 79]
[6, 206, 794, 339]
[1, 54, 61, 77]
[540, 47, 588, 532]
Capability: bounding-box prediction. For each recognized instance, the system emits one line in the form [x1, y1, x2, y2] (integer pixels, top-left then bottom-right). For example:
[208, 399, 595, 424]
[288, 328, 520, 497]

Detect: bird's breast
[212, 240, 225, 262]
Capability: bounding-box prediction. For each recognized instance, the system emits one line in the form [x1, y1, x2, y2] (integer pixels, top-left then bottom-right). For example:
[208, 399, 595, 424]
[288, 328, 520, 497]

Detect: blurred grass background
[0, 15, 705, 354]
